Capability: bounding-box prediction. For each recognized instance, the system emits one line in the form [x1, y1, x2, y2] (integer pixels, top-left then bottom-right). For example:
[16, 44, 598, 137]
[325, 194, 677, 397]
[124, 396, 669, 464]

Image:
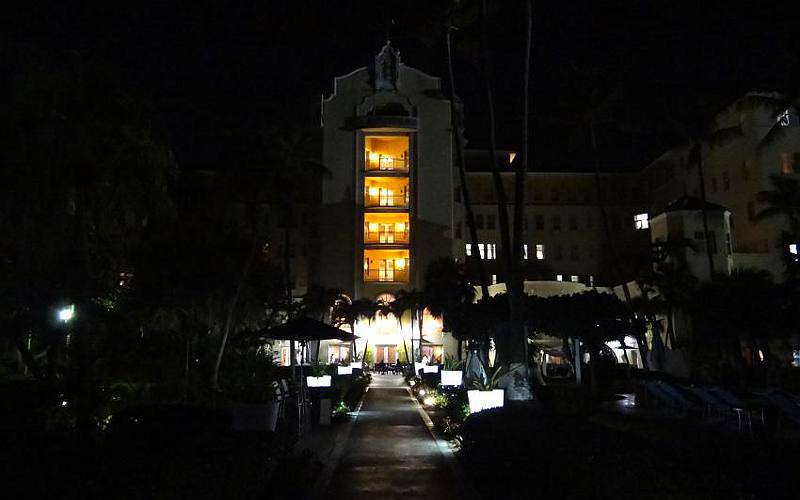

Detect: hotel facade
[281, 44, 799, 367]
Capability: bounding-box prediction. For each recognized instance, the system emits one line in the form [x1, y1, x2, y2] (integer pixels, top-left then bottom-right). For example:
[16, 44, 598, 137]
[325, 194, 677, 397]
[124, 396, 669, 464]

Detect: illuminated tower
[316, 42, 455, 299]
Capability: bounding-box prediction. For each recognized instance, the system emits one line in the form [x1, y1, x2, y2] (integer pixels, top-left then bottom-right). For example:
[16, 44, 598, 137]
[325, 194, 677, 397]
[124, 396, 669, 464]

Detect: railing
[364, 228, 410, 245]
[364, 268, 409, 283]
[365, 156, 409, 172]
[364, 192, 409, 208]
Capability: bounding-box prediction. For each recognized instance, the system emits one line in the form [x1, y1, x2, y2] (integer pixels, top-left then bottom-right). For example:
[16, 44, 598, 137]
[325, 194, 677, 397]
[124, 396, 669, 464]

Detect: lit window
[589, 275, 595, 287]
[523, 244, 529, 260]
[491, 274, 497, 284]
[478, 244, 485, 259]
[536, 244, 545, 260]
[556, 274, 563, 281]
[634, 213, 649, 230]
[486, 243, 497, 259]
[790, 243, 798, 255]
[570, 275, 579, 283]
[465, 243, 472, 256]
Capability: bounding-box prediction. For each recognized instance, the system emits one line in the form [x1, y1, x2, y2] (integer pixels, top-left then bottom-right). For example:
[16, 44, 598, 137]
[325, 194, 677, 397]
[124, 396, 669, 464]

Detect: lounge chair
[756, 390, 800, 428]
[641, 380, 692, 413]
[656, 381, 698, 411]
[685, 385, 754, 432]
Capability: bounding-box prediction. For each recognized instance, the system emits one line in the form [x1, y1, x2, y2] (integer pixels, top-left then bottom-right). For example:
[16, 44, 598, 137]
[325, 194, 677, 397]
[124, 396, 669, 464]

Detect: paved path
[323, 374, 465, 500]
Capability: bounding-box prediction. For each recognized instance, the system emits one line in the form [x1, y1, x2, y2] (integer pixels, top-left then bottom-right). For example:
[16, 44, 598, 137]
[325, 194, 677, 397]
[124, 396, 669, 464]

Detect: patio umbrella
[256, 316, 357, 343]
[252, 316, 358, 436]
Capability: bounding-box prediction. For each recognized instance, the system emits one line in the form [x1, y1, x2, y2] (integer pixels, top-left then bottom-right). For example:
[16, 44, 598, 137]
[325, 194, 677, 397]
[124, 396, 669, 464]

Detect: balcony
[364, 249, 409, 283]
[364, 267, 409, 283]
[364, 227, 410, 245]
[365, 154, 409, 173]
[364, 190, 409, 209]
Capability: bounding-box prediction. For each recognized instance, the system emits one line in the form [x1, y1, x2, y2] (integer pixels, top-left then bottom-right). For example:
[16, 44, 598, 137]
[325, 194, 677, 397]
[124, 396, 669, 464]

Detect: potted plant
[306, 363, 332, 387]
[467, 364, 506, 414]
[441, 355, 465, 387]
[231, 352, 280, 431]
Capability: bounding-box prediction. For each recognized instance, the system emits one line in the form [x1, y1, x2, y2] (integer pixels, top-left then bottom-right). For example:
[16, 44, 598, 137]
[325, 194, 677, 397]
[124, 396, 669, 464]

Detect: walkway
[323, 374, 467, 500]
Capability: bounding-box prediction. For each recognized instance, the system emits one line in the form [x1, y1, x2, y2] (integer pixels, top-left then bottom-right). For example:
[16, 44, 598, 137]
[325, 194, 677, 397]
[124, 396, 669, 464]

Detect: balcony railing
[364, 268, 409, 283]
[364, 192, 409, 209]
[364, 228, 410, 245]
[365, 156, 409, 172]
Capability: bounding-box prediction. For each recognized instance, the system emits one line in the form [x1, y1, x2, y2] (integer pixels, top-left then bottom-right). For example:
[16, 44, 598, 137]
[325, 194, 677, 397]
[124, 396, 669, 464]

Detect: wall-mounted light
[58, 304, 75, 323]
[368, 187, 379, 197]
[395, 258, 406, 270]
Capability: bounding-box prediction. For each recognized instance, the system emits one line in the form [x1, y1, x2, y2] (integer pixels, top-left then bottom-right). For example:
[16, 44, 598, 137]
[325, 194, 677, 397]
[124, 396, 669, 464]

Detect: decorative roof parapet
[374, 41, 400, 91]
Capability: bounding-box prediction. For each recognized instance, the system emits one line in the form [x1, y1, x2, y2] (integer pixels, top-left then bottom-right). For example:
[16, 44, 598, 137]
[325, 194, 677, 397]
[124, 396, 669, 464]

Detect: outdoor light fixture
[58, 304, 75, 323]
[418, 389, 427, 397]
[423, 396, 435, 407]
[409, 380, 416, 387]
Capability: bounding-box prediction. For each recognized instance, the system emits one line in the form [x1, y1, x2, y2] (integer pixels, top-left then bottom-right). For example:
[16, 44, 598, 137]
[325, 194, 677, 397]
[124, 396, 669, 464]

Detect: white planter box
[467, 389, 505, 414]
[306, 375, 332, 387]
[440, 370, 463, 387]
[423, 365, 440, 374]
[337, 366, 353, 375]
[414, 362, 426, 375]
[232, 402, 280, 431]
[350, 362, 363, 369]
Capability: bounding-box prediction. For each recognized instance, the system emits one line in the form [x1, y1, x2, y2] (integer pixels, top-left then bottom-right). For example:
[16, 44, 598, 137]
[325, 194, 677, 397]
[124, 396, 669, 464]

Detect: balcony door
[379, 188, 394, 207]
[379, 223, 394, 243]
[379, 259, 395, 281]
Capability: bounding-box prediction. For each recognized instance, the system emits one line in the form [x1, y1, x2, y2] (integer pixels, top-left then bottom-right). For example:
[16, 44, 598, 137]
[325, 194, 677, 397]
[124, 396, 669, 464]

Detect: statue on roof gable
[374, 41, 400, 91]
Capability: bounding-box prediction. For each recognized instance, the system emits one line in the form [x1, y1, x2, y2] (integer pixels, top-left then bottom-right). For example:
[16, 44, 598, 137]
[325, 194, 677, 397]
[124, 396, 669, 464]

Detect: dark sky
[5, 0, 800, 170]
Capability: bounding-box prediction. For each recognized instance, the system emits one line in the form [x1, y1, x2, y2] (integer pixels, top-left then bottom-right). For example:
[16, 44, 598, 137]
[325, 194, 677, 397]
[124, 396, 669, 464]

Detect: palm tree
[443, 4, 491, 301]
[638, 239, 699, 349]
[424, 258, 475, 361]
[661, 96, 744, 282]
[300, 285, 344, 362]
[331, 295, 357, 361]
[692, 268, 787, 386]
[211, 124, 328, 389]
[390, 290, 414, 363]
[352, 298, 378, 361]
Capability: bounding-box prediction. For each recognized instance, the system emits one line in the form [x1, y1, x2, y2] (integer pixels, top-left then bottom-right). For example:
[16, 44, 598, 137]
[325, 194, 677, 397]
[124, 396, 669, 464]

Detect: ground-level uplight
[418, 389, 426, 397]
[423, 396, 435, 407]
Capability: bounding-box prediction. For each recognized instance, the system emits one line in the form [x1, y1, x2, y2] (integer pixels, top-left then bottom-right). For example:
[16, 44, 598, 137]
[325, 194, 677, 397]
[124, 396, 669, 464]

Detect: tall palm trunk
[183, 335, 191, 402]
[666, 303, 677, 348]
[212, 222, 261, 391]
[445, 26, 490, 301]
[589, 121, 649, 368]
[694, 143, 716, 279]
[479, 0, 527, 369]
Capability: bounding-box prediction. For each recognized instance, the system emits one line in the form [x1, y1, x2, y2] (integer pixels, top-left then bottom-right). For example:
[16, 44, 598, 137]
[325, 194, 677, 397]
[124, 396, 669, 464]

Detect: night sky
[4, 0, 800, 171]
